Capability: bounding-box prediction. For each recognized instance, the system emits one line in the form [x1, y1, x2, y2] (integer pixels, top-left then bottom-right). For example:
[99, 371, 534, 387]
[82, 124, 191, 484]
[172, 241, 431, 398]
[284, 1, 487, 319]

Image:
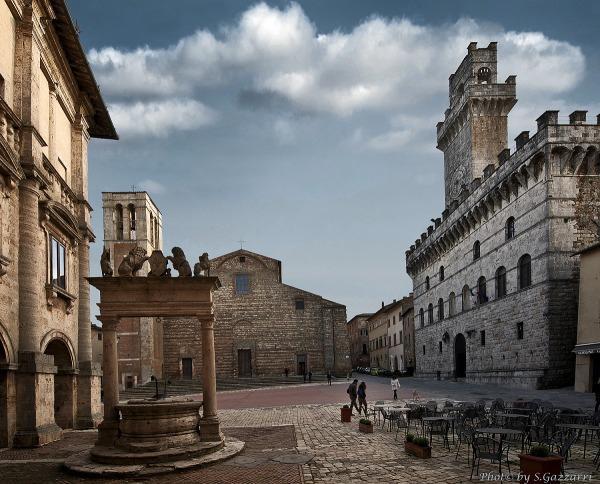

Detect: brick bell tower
[101, 192, 164, 388]
[436, 42, 517, 207]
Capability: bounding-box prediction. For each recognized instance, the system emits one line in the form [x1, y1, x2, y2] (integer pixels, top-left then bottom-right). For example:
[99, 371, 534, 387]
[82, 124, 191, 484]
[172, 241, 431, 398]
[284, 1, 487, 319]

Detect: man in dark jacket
[347, 379, 359, 415]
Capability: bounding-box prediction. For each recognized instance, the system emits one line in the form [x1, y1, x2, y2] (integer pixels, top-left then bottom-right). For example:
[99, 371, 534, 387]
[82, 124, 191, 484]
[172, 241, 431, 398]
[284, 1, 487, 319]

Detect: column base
[96, 420, 120, 447]
[13, 423, 62, 448]
[76, 361, 103, 429]
[199, 415, 223, 442]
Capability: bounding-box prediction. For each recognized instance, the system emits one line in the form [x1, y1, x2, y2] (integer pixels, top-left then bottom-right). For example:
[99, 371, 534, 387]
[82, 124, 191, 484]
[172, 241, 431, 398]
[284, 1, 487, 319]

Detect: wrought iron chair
[427, 419, 450, 450]
[470, 437, 508, 480]
[455, 418, 476, 463]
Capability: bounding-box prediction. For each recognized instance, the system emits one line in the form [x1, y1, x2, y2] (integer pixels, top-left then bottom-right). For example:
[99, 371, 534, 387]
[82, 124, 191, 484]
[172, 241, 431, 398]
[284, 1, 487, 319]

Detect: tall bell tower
[436, 42, 517, 206]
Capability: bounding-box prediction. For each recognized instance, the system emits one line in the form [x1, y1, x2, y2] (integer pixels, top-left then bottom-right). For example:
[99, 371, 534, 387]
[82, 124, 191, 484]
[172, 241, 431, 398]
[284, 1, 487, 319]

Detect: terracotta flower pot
[341, 407, 352, 422]
[404, 441, 431, 459]
[359, 422, 373, 433]
[518, 454, 563, 483]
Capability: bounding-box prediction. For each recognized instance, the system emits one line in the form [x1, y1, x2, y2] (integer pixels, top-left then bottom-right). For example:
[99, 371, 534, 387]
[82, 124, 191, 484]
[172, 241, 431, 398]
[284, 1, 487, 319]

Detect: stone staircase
[119, 374, 330, 401]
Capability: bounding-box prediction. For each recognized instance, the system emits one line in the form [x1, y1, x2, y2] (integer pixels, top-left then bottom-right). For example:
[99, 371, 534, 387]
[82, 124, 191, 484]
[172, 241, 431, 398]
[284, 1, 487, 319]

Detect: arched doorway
[454, 334, 466, 379]
[44, 339, 75, 429]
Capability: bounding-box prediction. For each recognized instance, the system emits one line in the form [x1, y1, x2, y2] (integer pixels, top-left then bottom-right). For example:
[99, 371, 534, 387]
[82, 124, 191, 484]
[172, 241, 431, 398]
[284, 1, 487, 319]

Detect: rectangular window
[439, 342, 442, 354]
[517, 322, 524, 340]
[295, 299, 305, 310]
[480, 330, 486, 346]
[235, 273, 250, 295]
[50, 235, 66, 289]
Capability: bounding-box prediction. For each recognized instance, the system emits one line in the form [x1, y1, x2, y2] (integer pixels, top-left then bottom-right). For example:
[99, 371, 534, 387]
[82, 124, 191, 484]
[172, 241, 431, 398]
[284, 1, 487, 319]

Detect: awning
[573, 342, 600, 355]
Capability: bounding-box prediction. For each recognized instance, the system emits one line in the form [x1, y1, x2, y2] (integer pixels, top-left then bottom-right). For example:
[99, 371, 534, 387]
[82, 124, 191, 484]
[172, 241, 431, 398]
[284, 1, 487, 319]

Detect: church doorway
[296, 354, 307, 376]
[44, 339, 75, 429]
[454, 333, 466, 379]
[237, 350, 252, 377]
[181, 358, 193, 379]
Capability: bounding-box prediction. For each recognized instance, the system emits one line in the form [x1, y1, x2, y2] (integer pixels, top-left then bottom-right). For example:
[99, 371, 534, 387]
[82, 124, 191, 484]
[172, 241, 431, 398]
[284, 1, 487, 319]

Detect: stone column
[76, 237, 102, 428]
[199, 315, 222, 442]
[18, 178, 40, 352]
[97, 318, 120, 446]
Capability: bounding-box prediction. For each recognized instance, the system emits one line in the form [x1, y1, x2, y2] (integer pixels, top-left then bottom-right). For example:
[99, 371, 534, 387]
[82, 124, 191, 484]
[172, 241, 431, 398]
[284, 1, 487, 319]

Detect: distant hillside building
[163, 249, 350, 378]
[405, 42, 600, 389]
[347, 314, 372, 368]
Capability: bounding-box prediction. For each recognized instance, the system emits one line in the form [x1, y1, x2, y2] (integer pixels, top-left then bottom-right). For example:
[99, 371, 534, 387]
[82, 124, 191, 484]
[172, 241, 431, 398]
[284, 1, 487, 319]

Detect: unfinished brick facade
[162, 249, 350, 379]
[346, 314, 371, 368]
[406, 42, 600, 389]
[0, 0, 116, 448]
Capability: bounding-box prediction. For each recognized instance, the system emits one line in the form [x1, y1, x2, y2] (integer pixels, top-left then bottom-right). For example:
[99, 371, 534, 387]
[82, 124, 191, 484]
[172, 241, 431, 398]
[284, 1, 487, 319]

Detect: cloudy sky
[71, 0, 600, 318]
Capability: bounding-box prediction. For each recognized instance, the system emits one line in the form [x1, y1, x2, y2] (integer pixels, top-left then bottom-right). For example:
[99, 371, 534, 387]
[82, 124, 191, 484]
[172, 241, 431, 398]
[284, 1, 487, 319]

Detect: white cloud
[90, 3, 585, 118]
[108, 98, 217, 137]
[138, 179, 166, 195]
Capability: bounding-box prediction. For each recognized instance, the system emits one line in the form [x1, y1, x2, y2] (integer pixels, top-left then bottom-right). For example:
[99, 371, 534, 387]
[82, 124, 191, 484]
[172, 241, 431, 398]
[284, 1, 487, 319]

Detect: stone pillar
[97, 318, 120, 446]
[199, 316, 222, 442]
[18, 178, 40, 352]
[76, 237, 102, 428]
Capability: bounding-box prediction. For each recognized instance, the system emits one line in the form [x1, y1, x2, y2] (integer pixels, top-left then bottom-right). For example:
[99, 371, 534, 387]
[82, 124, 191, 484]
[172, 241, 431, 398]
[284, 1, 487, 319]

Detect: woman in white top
[391, 376, 400, 400]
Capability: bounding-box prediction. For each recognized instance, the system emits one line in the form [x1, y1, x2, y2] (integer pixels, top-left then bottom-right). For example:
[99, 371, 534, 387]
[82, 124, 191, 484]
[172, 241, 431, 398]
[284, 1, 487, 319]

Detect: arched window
[425, 276, 430, 291]
[505, 217, 515, 240]
[427, 303, 434, 324]
[477, 276, 488, 304]
[449, 292, 456, 316]
[438, 298, 444, 320]
[439, 266, 445, 281]
[419, 308, 424, 328]
[518, 254, 532, 289]
[495, 266, 507, 298]
[462, 285, 471, 311]
[115, 204, 124, 240]
[477, 67, 491, 84]
[128, 203, 136, 239]
[473, 240, 481, 260]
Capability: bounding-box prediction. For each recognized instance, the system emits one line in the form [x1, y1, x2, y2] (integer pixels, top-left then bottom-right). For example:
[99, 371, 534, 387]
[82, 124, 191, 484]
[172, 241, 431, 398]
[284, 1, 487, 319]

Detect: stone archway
[454, 333, 466, 379]
[44, 339, 76, 429]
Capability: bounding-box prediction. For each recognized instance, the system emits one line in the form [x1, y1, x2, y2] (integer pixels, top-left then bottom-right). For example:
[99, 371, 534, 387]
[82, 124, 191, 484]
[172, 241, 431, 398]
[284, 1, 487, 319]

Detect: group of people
[283, 368, 334, 386]
[347, 374, 402, 416]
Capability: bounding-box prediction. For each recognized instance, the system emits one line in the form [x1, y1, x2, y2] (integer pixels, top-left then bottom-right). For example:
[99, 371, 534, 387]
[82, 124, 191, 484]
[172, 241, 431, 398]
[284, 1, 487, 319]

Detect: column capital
[200, 314, 215, 329]
[97, 317, 119, 331]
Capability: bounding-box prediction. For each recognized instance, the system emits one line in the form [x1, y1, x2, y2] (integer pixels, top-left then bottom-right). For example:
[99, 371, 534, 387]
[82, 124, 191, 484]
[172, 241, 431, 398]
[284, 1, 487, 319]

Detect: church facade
[405, 42, 600, 389]
[162, 249, 350, 379]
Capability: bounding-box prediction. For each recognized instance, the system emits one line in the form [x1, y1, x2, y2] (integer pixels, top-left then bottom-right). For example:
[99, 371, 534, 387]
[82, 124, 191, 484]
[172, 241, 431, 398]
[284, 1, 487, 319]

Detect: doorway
[591, 354, 600, 392]
[182, 358, 193, 379]
[44, 339, 74, 429]
[297, 354, 307, 375]
[454, 333, 466, 379]
[238, 349, 252, 377]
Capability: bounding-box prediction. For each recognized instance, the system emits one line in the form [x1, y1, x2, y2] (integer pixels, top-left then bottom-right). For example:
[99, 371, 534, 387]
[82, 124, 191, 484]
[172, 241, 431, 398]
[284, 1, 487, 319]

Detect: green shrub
[406, 433, 415, 442]
[359, 418, 372, 425]
[414, 437, 429, 448]
[529, 445, 550, 458]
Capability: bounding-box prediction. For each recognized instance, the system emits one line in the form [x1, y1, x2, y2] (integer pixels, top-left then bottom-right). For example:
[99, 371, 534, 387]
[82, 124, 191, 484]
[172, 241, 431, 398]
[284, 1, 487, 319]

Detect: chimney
[569, 110, 587, 125]
[498, 148, 511, 165]
[536, 110, 559, 131]
[381, 301, 384, 308]
[515, 131, 529, 150]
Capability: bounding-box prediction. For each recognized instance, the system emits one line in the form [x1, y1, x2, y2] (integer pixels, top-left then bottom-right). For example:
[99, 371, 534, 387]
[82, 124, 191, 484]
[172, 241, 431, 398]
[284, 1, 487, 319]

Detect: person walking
[357, 381, 368, 416]
[391, 374, 400, 400]
[326, 370, 332, 386]
[308, 370, 312, 383]
[347, 379, 359, 415]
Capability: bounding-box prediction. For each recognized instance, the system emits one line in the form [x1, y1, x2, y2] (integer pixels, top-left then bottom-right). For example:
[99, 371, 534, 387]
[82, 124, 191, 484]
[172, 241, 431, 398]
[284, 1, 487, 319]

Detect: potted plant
[519, 445, 562, 483]
[404, 434, 431, 459]
[359, 418, 373, 433]
[341, 404, 352, 422]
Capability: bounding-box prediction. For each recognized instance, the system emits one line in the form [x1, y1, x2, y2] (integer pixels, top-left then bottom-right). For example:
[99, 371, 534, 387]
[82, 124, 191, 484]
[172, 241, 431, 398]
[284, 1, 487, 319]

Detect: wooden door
[238, 349, 252, 377]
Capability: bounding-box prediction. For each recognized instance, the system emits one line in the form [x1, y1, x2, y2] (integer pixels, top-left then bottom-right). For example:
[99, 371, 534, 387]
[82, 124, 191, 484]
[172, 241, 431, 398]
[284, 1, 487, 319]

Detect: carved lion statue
[167, 247, 192, 277]
[100, 246, 113, 277]
[193, 252, 210, 277]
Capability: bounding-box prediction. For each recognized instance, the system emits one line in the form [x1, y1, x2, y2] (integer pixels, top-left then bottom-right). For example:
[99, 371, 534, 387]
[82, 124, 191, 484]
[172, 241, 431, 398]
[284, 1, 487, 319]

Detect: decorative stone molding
[39, 200, 81, 245]
[45, 283, 77, 314]
[0, 254, 9, 278]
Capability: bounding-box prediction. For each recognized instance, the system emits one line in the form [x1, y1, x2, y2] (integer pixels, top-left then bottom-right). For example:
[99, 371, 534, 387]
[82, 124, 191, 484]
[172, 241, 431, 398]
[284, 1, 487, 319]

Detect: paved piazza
[1, 376, 599, 483]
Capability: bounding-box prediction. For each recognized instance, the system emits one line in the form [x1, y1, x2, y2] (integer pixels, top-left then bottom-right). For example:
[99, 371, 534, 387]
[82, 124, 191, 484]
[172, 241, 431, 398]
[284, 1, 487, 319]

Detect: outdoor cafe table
[555, 423, 600, 458]
[476, 427, 525, 452]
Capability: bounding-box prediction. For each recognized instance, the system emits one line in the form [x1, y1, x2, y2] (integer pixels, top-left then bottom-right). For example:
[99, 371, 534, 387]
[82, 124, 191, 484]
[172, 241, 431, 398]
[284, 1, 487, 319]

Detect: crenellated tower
[436, 42, 517, 207]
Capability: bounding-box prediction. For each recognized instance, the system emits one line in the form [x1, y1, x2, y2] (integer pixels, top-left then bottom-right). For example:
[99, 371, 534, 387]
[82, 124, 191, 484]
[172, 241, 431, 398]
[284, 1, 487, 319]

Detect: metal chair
[470, 437, 508, 480]
[394, 411, 409, 440]
[371, 400, 384, 425]
[455, 418, 476, 463]
[428, 419, 450, 450]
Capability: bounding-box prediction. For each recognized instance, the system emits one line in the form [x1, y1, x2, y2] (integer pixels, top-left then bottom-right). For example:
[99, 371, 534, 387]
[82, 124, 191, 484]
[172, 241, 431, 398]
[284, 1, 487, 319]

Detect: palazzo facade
[405, 42, 600, 389]
[0, 0, 116, 447]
